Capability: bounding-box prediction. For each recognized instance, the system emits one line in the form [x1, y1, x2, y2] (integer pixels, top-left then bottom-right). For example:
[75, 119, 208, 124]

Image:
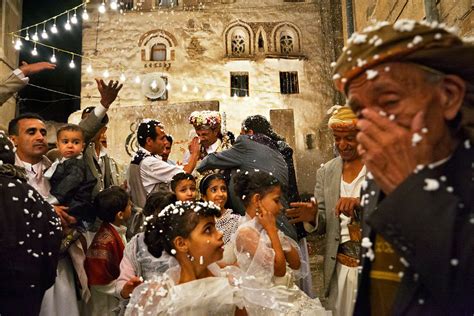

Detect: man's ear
[9, 135, 18, 146]
[439, 75, 466, 121]
[247, 129, 255, 135]
[173, 236, 189, 254]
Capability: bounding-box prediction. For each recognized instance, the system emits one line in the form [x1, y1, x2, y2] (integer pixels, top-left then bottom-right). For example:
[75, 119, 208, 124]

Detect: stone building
[0, 0, 23, 129]
[78, 0, 343, 194]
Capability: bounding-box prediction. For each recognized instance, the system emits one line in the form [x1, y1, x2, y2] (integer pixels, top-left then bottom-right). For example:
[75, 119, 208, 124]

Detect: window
[280, 35, 293, 54]
[156, 0, 178, 7]
[258, 33, 265, 52]
[231, 34, 246, 55]
[280, 72, 299, 94]
[230, 72, 249, 97]
[151, 43, 167, 61]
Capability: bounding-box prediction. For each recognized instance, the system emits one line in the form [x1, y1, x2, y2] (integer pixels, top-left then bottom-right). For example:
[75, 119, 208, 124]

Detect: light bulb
[205, 92, 212, 100]
[50, 53, 57, 63]
[86, 64, 93, 73]
[103, 70, 110, 78]
[166, 83, 171, 90]
[134, 76, 141, 84]
[182, 84, 188, 92]
[82, 9, 89, 20]
[65, 21, 71, 31]
[120, 73, 126, 82]
[41, 30, 48, 39]
[14, 39, 22, 49]
[31, 47, 38, 56]
[71, 13, 78, 24]
[69, 58, 75, 68]
[150, 80, 157, 90]
[193, 86, 199, 93]
[51, 23, 58, 34]
[99, 3, 106, 14]
[110, 1, 118, 10]
[32, 32, 39, 42]
[25, 32, 30, 41]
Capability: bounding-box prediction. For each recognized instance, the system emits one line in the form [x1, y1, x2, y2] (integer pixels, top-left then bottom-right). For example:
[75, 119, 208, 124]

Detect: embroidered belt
[336, 253, 359, 267]
[338, 241, 361, 259]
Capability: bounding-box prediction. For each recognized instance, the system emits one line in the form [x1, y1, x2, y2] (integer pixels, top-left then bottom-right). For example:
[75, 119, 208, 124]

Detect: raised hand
[19, 61, 56, 77]
[256, 204, 277, 233]
[95, 78, 123, 108]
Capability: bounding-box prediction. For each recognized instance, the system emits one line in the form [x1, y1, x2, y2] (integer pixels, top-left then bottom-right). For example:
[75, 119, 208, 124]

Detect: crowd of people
[0, 20, 472, 316]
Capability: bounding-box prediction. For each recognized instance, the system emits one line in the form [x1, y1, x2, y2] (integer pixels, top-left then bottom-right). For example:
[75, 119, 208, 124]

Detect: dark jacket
[354, 140, 473, 316]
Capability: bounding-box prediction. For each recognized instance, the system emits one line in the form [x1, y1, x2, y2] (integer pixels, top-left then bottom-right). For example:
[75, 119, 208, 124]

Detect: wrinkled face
[333, 129, 359, 162]
[258, 186, 283, 217]
[57, 130, 85, 159]
[11, 118, 48, 163]
[195, 128, 219, 148]
[347, 62, 449, 148]
[147, 127, 167, 155]
[161, 139, 172, 162]
[174, 179, 197, 202]
[203, 179, 228, 212]
[184, 216, 224, 265]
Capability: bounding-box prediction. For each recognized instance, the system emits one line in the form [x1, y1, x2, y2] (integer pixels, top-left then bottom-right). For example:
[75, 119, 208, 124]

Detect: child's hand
[120, 276, 143, 299]
[256, 205, 277, 233]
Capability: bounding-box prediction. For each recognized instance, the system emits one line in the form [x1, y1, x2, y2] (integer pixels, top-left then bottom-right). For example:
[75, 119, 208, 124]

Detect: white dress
[125, 264, 242, 316]
[230, 217, 331, 316]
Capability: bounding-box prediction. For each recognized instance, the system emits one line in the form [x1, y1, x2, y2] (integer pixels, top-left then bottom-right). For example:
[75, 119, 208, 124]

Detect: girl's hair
[170, 173, 196, 192]
[144, 201, 221, 258]
[143, 191, 177, 217]
[199, 173, 226, 196]
[233, 171, 281, 207]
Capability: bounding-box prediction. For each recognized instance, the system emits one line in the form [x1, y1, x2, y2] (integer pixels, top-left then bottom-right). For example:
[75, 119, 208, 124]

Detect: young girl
[170, 173, 197, 202]
[200, 172, 241, 244]
[125, 201, 244, 315]
[231, 171, 330, 315]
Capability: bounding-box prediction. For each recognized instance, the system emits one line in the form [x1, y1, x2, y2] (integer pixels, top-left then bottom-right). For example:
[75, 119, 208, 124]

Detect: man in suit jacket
[197, 132, 298, 241]
[331, 20, 474, 315]
[288, 106, 365, 315]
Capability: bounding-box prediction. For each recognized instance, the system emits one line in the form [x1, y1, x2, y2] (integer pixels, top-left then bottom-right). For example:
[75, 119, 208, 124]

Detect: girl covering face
[171, 173, 197, 202]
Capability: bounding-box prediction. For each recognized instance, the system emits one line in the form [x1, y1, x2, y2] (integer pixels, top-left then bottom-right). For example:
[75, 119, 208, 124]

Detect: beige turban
[327, 105, 357, 130]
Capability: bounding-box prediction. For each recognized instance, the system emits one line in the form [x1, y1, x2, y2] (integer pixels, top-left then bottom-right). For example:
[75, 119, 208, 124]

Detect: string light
[193, 86, 199, 93]
[134, 76, 141, 84]
[41, 24, 48, 39]
[31, 43, 38, 56]
[25, 28, 30, 41]
[69, 56, 76, 68]
[82, 7, 89, 20]
[14, 38, 22, 50]
[182, 84, 188, 92]
[51, 19, 58, 34]
[110, 1, 118, 10]
[71, 10, 78, 24]
[99, 2, 106, 14]
[103, 70, 110, 78]
[120, 73, 126, 82]
[32, 26, 39, 41]
[65, 12, 72, 31]
[50, 49, 57, 63]
[86, 64, 93, 73]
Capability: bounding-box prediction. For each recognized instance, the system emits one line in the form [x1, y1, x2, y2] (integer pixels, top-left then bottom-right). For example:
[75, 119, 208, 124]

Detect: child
[85, 186, 132, 316]
[200, 172, 241, 244]
[125, 201, 244, 315]
[116, 191, 177, 300]
[44, 124, 97, 225]
[170, 173, 197, 202]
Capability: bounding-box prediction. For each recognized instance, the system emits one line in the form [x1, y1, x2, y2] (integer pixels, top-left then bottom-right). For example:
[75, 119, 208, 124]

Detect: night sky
[18, 0, 83, 122]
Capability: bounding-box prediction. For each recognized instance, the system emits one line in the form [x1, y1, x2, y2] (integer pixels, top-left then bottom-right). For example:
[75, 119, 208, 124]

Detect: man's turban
[188, 111, 221, 130]
[327, 105, 357, 130]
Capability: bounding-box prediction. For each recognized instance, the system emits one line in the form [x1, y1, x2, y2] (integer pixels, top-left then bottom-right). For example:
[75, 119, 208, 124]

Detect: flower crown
[188, 111, 222, 129]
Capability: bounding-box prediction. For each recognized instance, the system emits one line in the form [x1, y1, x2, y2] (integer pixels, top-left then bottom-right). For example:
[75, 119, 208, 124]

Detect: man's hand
[286, 201, 317, 225]
[120, 276, 143, 299]
[95, 79, 123, 108]
[188, 136, 200, 156]
[53, 205, 77, 230]
[335, 197, 359, 217]
[356, 108, 431, 194]
[19, 61, 56, 77]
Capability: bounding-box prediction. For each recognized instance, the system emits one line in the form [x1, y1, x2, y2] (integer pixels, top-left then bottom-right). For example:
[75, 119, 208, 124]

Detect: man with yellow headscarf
[288, 105, 365, 316]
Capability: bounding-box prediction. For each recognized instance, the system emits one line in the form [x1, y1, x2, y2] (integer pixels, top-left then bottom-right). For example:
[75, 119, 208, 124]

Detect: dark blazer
[354, 141, 473, 315]
[197, 134, 298, 241]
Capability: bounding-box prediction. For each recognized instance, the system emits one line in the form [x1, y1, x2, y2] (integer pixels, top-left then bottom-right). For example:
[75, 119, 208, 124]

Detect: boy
[85, 186, 132, 315]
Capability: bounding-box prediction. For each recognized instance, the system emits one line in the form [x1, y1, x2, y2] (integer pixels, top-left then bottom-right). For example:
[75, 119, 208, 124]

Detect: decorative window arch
[255, 27, 268, 53]
[139, 29, 178, 61]
[223, 21, 254, 57]
[271, 22, 302, 55]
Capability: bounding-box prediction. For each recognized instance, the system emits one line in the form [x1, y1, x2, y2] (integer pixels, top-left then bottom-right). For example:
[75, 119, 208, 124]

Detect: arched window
[280, 34, 293, 54]
[258, 33, 265, 52]
[232, 33, 246, 55]
[151, 43, 167, 61]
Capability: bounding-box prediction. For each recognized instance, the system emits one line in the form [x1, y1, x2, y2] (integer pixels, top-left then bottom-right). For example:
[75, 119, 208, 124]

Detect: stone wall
[79, 0, 344, 194]
[0, 0, 22, 129]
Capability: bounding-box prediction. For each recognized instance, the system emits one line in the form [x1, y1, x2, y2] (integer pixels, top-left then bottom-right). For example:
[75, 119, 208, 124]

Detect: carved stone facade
[79, 0, 343, 193]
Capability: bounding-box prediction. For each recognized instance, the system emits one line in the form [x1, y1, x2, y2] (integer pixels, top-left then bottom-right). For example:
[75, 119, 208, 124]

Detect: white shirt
[15, 154, 52, 198]
[138, 147, 183, 194]
[13, 68, 29, 83]
[339, 165, 366, 243]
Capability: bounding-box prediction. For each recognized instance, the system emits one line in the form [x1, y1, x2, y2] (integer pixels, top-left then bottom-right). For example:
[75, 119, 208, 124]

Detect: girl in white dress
[125, 201, 245, 316]
[229, 171, 331, 315]
[200, 172, 241, 244]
